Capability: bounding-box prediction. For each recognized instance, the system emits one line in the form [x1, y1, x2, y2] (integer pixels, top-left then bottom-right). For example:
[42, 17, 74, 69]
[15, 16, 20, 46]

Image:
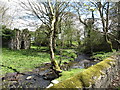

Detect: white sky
[1, 0, 41, 31]
[0, 0, 106, 31]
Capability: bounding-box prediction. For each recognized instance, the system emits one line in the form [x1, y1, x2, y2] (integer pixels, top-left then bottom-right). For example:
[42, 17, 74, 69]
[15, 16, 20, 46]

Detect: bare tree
[72, 2, 95, 53]
[0, 1, 8, 25]
[74, 1, 114, 52]
[107, 2, 120, 50]
[20, 0, 69, 72]
[90, 1, 113, 51]
[0, 1, 14, 27]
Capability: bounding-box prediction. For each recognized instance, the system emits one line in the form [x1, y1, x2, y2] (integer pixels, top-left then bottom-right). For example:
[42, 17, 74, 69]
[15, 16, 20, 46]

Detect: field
[1, 46, 77, 77]
[1, 47, 50, 76]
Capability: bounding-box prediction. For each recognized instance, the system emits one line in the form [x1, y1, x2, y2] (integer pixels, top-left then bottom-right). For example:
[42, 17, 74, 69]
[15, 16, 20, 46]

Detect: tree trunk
[117, 1, 120, 50]
[70, 39, 72, 46]
[53, 13, 59, 52]
[49, 14, 61, 72]
[62, 36, 64, 48]
[104, 34, 112, 51]
[53, 33, 57, 52]
[86, 25, 93, 54]
[105, 2, 112, 51]
[98, 2, 112, 52]
[77, 31, 81, 46]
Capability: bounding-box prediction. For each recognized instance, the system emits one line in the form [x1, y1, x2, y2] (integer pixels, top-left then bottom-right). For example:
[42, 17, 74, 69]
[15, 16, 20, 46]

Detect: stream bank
[1, 54, 100, 88]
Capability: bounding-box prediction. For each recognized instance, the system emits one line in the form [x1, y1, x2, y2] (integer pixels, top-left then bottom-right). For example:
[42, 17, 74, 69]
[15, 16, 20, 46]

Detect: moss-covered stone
[80, 57, 116, 87]
[51, 77, 83, 88]
[48, 56, 117, 88]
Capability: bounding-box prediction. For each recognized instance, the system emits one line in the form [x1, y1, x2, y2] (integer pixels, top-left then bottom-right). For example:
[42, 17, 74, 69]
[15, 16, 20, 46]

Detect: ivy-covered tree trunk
[86, 25, 91, 53]
[85, 19, 94, 54]
[105, 2, 112, 52]
[49, 15, 61, 72]
[53, 36, 57, 52]
[98, 2, 112, 52]
[48, 0, 61, 72]
[53, 14, 59, 52]
[103, 34, 112, 51]
[53, 28, 57, 52]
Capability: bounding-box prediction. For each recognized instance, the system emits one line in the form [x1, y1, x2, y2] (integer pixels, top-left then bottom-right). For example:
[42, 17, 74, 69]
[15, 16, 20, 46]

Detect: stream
[1, 54, 100, 88]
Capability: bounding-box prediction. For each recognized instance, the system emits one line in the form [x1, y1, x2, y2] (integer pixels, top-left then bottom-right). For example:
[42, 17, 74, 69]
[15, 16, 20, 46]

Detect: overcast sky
[1, 0, 110, 31]
[1, 0, 91, 31]
[1, 0, 41, 31]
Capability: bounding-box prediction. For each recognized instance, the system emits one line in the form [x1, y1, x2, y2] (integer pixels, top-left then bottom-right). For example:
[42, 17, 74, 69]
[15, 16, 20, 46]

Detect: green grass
[56, 68, 85, 82]
[92, 50, 120, 60]
[1, 47, 50, 76]
[72, 41, 79, 46]
[55, 49, 77, 64]
[31, 46, 49, 50]
[1, 47, 78, 77]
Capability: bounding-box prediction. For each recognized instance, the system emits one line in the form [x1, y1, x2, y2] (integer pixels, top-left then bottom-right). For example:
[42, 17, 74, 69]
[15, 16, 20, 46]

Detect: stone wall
[10, 29, 31, 50]
[49, 55, 120, 88]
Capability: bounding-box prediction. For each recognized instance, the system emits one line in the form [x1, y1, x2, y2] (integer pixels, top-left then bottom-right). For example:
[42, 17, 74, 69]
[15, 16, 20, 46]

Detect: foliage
[61, 49, 77, 59]
[55, 49, 77, 65]
[1, 25, 15, 46]
[91, 50, 119, 60]
[55, 11, 79, 48]
[78, 30, 113, 54]
[34, 25, 49, 47]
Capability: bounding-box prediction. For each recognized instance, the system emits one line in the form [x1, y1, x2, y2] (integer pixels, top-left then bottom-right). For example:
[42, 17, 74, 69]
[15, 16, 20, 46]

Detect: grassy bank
[1, 47, 77, 77]
[2, 46, 118, 78]
[1, 47, 50, 76]
[92, 50, 120, 60]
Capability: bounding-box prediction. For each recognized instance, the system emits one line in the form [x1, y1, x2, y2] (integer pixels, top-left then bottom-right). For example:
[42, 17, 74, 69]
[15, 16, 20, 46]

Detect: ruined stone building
[10, 29, 31, 50]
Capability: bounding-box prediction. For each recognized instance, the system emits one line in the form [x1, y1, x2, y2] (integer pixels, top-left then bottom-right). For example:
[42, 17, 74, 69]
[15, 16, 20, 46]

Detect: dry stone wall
[49, 55, 120, 88]
[10, 29, 31, 50]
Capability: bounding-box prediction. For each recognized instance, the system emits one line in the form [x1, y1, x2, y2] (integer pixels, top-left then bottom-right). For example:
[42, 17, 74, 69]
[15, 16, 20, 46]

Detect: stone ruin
[9, 28, 31, 50]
